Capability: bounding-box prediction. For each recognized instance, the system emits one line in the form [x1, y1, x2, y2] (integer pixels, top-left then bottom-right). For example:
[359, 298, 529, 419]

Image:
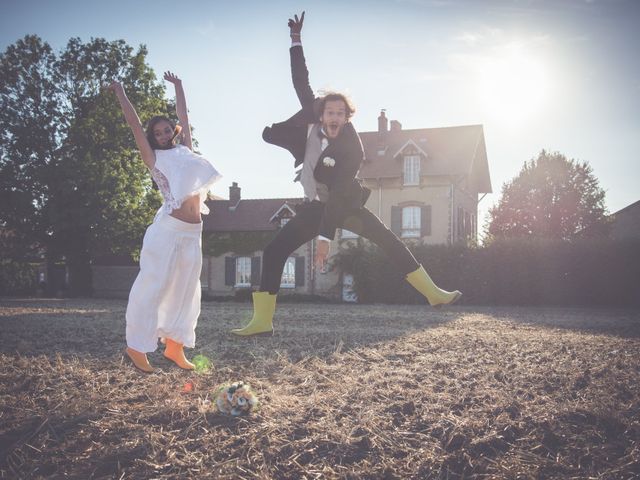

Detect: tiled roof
[358, 124, 492, 193]
[613, 199, 640, 216]
[203, 197, 304, 232]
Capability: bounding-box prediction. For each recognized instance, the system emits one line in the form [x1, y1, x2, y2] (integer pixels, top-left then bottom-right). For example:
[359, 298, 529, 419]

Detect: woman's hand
[165, 71, 191, 150]
[163, 71, 182, 85]
[107, 81, 124, 94]
[288, 11, 305, 37]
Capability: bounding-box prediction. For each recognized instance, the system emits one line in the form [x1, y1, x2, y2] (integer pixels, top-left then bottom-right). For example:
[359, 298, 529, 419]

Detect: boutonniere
[323, 157, 336, 167]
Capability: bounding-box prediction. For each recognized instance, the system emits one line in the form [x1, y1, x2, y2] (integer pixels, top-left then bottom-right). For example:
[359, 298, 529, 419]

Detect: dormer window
[270, 203, 296, 228]
[393, 140, 427, 186]
[403, 155, 420, 186]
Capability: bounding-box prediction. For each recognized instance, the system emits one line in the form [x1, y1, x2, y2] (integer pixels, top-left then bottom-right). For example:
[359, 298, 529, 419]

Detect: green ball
[192, 354, 212, 374]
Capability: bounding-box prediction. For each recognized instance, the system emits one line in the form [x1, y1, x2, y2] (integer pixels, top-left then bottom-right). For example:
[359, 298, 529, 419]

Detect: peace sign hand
[288, 11, 305, 36]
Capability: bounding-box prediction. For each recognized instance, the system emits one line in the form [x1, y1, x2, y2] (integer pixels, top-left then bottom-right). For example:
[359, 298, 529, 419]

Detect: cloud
[195, 20, 218, 38]
[452, 25, 553, 50]
[455, 32, 482, 46]
[374, 64, 459, 84]
[394, 0, 453, 6]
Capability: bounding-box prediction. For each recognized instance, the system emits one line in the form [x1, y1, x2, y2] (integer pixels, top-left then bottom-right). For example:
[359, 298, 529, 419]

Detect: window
[281, 257, 296, 288]
[235, 257, 251, 287]
[471, 213, 477, 239]
[280, 217, 290, 227]
[403, 155, 420, 185]
[341, 228, 359, 239]
[402, 206, 421, 238]
[465, 211, 471, 238]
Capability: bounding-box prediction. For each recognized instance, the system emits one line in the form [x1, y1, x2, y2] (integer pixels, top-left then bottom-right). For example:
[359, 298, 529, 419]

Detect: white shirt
[150, 145, 222, 220]
[291, 39, 331, 243]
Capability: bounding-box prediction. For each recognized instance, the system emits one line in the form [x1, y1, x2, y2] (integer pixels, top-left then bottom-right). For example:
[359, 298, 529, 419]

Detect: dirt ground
[1, 298, 639, 479]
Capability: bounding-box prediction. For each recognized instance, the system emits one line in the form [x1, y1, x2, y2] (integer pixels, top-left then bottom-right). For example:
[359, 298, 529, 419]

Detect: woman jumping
[109, 72, 221, 373]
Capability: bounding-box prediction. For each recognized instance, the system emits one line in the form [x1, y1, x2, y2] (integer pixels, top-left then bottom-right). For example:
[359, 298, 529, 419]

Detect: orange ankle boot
[125, 347, 154, 373]
[164, 338, 195, 370]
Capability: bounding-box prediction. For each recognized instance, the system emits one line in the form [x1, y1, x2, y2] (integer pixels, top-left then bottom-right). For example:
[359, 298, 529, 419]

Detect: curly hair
[318, 92, 356, 120]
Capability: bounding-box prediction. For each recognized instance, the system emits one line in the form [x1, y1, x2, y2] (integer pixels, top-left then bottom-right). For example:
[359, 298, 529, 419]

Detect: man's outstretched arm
[288, 11, 315, 110]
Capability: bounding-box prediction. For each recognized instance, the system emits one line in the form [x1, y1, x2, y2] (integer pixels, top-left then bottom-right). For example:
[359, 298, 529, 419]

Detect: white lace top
[150, 145, 222, 219]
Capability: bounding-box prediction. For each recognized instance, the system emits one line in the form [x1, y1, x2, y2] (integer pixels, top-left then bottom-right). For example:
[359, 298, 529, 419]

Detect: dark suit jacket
[262, 45, 370, 240]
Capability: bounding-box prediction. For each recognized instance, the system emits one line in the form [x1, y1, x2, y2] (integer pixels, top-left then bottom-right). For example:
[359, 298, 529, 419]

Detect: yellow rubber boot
[406, 265, 462, 307]
[164, 338, 195, 370]
[125, 347, 154, 373]
[231, 291, 277, 336]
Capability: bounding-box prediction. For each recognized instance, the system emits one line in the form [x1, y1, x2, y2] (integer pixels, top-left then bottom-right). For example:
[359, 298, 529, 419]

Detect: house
[202, 112, 492, 299]
[202, 183, 320, 296]
[609, 200, 640, 240]
[357, 111, 492, 245]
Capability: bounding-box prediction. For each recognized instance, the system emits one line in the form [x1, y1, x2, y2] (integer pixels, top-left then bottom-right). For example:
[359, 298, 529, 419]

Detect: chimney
[229, 182, 241, 205]
[378, 109, 388, 134]
[390, 120, 402, 132]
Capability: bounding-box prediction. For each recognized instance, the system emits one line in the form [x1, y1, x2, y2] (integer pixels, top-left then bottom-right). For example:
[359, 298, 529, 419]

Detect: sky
[2, 0, 639, 230]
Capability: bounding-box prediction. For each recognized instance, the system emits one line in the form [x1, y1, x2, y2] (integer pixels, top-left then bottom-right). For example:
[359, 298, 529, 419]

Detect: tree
[485, 150, 609, 242]
[0, 36, 59, 259]
[0, 35, 173, 295]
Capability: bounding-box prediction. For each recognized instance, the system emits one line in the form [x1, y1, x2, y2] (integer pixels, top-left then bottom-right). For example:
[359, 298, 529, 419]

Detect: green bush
[333, 238, 640, 307]
[0, 260, 38, 296]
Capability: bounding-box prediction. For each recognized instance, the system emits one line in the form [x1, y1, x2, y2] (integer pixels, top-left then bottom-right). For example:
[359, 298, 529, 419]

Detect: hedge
[0, 260, 38, 296]
[333, 238, 640, 307]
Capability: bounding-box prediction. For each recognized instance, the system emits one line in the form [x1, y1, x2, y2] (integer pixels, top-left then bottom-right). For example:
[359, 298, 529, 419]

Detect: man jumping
[231, 12, 461, 336]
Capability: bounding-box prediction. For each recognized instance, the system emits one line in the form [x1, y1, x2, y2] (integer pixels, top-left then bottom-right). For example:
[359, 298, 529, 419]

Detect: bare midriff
[169, 194, 202, 224]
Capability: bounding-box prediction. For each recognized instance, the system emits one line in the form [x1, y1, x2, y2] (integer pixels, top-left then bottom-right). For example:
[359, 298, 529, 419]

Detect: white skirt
[125, 214, 203, 353]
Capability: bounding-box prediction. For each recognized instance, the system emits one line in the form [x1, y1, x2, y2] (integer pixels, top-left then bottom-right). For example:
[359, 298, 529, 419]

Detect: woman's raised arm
[163, 71, 193, 150]
[108, 81, 156, 169]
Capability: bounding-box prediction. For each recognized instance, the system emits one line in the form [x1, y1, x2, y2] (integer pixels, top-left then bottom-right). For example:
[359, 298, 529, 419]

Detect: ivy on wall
[202, 231, 278, 257]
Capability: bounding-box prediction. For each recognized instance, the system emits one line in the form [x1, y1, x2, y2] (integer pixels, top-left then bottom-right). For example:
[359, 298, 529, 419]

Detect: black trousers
[260, 201, 420, 294]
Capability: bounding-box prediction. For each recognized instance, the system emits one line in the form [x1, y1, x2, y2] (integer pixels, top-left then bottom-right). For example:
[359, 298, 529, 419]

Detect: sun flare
[478, 45, 550, 126]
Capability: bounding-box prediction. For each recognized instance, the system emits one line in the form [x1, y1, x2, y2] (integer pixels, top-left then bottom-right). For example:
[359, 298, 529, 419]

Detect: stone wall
[91, 265, 139, 298]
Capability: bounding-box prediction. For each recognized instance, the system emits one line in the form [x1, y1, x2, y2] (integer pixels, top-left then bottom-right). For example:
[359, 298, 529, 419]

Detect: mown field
[1, 298, 639, 479]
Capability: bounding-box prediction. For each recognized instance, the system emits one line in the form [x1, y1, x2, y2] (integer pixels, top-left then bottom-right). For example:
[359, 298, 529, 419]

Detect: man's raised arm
[288, 11, 315, 110]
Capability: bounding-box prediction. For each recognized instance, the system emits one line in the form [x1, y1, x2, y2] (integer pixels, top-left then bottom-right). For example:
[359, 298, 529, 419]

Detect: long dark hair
[145, 115, 182, 150]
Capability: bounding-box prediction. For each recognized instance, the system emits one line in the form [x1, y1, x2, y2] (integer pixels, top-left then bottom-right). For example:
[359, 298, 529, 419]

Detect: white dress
[125, 145, 221, 353]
